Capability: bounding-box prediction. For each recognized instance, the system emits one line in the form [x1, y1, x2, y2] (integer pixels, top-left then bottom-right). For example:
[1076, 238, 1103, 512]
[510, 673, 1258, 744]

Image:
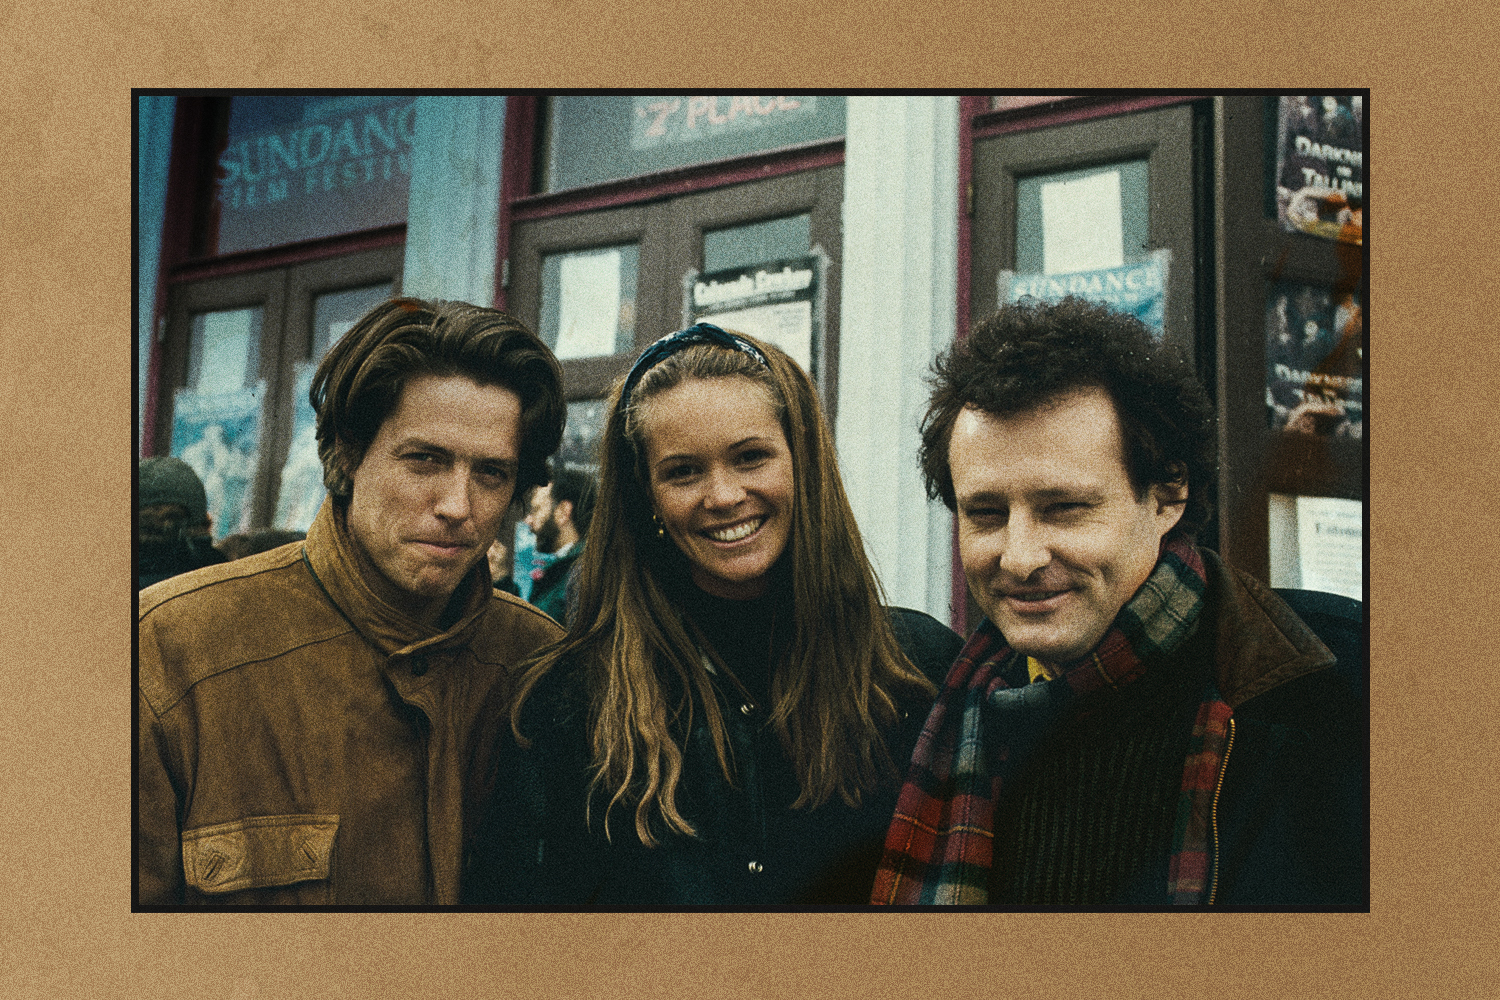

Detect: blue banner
[999, 248, 1171, 338]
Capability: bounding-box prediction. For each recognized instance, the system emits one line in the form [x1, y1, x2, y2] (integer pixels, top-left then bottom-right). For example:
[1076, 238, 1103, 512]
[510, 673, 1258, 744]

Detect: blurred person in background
[521, 464, 596, 624]
[137, 456, 228, 590]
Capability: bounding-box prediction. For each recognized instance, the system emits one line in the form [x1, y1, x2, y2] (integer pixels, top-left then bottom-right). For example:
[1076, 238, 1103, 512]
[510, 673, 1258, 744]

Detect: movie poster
[170, 382, 265, 541]
[1266, 281, 1364, 439]
[1274, 95, 1364, 245]
[998, 249, 1171, 338]
[273, 363, 326, 533]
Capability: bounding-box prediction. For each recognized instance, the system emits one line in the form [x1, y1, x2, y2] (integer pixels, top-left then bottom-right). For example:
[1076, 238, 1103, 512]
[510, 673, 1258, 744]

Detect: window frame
[1216, 94, 1366, 581]
[496, 96, 847, 408]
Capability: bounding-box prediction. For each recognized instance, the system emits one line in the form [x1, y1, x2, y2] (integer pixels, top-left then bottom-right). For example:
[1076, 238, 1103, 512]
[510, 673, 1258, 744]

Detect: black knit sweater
[987, 617, 1215, 905]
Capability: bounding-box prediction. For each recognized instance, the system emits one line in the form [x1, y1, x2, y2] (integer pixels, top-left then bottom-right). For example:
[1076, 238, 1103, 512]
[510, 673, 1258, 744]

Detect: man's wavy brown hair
[311, 297, 564, 507]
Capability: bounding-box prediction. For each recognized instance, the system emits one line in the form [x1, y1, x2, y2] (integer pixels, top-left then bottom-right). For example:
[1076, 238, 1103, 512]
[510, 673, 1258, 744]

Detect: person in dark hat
[136, 456, 228, 590]
[216, 528, 308, 561]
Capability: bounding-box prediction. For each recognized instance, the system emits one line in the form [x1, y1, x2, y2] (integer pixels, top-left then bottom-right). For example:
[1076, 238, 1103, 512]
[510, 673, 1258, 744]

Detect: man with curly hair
[873, 296, 1365, 906]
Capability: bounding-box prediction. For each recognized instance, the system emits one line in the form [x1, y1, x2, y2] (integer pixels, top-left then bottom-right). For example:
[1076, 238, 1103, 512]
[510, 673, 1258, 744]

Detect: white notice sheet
[555, 250, 622, 359]
[1041, 170, 1125, 275]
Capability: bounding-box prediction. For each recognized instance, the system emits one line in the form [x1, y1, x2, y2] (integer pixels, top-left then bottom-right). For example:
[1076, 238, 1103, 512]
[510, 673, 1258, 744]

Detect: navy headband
[619, 322, 769, 411]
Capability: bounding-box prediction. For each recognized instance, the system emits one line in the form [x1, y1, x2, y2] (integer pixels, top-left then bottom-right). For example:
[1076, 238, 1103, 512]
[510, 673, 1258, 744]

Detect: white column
[136, 95, 176, 452]
[402, 97, 506, 305]
[836, 96, 960, 623]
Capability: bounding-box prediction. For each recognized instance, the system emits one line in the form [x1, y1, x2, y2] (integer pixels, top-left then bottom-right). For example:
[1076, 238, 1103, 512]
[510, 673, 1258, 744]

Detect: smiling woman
[464, 325, 963, 906]
[640, 376, 795, 600]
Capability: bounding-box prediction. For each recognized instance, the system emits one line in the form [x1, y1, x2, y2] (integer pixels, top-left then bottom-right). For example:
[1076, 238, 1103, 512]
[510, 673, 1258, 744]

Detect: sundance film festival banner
[999, 249, 1171, 338]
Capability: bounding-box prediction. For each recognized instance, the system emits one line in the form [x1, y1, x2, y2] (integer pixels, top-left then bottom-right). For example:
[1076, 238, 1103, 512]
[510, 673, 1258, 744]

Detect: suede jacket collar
[303, 500, 495, 659]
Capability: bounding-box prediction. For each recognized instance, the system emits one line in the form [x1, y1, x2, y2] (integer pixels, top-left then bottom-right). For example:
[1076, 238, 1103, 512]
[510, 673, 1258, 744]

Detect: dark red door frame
[141, 97, 218, 458]
[494, 96, 846, 311]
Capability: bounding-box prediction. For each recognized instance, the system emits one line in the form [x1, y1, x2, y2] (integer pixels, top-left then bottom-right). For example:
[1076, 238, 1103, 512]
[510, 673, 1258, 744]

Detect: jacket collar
[303, 499, 493, 658]
[1201, 547, 1335, 707]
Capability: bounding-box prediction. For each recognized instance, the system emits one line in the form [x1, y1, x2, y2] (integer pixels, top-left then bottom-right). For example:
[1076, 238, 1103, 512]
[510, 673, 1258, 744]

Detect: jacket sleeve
[136, 686, 186, 904]
[461, 671, 605, 905]
[886, 607, 964, 687]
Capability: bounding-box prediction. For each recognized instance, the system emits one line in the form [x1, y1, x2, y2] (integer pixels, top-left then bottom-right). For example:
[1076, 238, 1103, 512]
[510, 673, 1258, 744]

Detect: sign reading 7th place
[633, 96, 818, 149]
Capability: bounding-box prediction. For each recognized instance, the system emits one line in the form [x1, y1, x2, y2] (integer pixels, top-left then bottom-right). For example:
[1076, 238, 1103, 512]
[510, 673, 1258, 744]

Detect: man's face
[346, 374, 522, 622]
[524, 483, 564, 554]
[949, 387, 1185, 667]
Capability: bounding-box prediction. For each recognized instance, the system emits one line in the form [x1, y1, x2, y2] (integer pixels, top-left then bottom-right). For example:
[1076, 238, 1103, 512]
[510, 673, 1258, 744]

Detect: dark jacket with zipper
[463, 603, 962, 906]
[1207, 557, 1365, 905]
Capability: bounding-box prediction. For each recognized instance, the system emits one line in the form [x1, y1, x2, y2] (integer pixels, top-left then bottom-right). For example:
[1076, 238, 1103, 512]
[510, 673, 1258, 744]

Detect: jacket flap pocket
[181, 814, 338, 895]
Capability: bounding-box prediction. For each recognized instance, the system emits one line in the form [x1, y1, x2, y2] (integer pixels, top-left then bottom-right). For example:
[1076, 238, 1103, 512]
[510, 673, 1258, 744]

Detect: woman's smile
[641, 376, 794, 600]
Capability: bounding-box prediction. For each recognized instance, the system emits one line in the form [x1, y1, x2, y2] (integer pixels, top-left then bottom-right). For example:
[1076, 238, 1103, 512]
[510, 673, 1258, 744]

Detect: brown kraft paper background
[2, 5, 1493, 998]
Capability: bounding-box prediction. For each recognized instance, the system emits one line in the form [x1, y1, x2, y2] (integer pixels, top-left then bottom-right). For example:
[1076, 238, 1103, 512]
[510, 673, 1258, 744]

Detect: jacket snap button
[740, 703, 752, 715]
[748, 860, 763, 873]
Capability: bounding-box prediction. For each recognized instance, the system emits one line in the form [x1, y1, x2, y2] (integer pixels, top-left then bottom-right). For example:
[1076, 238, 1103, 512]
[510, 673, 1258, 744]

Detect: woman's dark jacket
[463, 593, 961, 906]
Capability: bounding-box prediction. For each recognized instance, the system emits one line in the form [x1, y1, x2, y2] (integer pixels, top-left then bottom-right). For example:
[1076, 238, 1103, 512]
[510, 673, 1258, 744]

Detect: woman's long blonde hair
[512, 332, 935, 846]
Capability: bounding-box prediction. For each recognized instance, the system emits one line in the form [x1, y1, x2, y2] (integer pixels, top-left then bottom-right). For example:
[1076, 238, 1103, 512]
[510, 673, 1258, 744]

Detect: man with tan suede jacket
[136, 299, 565, 905]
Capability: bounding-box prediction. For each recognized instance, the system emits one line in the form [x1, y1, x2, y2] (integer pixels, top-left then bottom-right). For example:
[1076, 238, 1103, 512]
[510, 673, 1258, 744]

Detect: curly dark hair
[312, 297, 565, 507]
[920, 296, 1217, 538]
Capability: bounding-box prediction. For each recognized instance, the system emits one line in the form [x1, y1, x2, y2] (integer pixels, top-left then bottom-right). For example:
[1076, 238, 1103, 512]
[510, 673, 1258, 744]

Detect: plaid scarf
[871, 533, 1232, 905]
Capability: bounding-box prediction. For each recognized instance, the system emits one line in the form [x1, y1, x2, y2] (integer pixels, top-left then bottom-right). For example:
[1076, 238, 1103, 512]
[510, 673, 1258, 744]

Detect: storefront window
[1014, 160, 1150, 275]
[176, 307, 266, 540]
[539, 244, 640, 360]
[270, 281, 395, 532]
[310, 282, 393, 360]
[1000, 159, 1169, 337]
[704, 214, 811, 273]
[540, 96, 845, 192]
[187, 307, 261, 393]
[694, 215, 818, 374]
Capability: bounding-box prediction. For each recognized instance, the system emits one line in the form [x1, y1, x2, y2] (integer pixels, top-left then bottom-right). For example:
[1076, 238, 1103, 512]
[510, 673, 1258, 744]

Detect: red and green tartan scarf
[870, 533, 1233, 905]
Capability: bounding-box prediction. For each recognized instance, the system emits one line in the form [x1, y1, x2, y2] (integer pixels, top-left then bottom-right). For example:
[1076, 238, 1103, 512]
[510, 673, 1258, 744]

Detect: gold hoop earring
[653, 513, 665, 538]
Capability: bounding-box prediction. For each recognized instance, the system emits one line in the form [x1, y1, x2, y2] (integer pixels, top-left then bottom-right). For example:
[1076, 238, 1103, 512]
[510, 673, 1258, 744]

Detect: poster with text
[170, 382, 265, 541]
[1275, 95, 1364, 245]
[690, 256, 818, 374]
[215, 96, 415, 255]
[1296, 495, 1363, 600]
[1266, 281, 1363, 440]
[999, 249, 1170, 338]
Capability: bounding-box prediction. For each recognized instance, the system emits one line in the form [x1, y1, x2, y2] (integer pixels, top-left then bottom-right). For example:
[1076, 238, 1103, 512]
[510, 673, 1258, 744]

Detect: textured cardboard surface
[3, 9, 1492, 997]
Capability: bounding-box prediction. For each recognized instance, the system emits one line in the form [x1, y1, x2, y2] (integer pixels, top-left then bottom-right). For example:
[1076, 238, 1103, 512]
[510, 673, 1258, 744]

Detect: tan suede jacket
[136, 501, 562, 905]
